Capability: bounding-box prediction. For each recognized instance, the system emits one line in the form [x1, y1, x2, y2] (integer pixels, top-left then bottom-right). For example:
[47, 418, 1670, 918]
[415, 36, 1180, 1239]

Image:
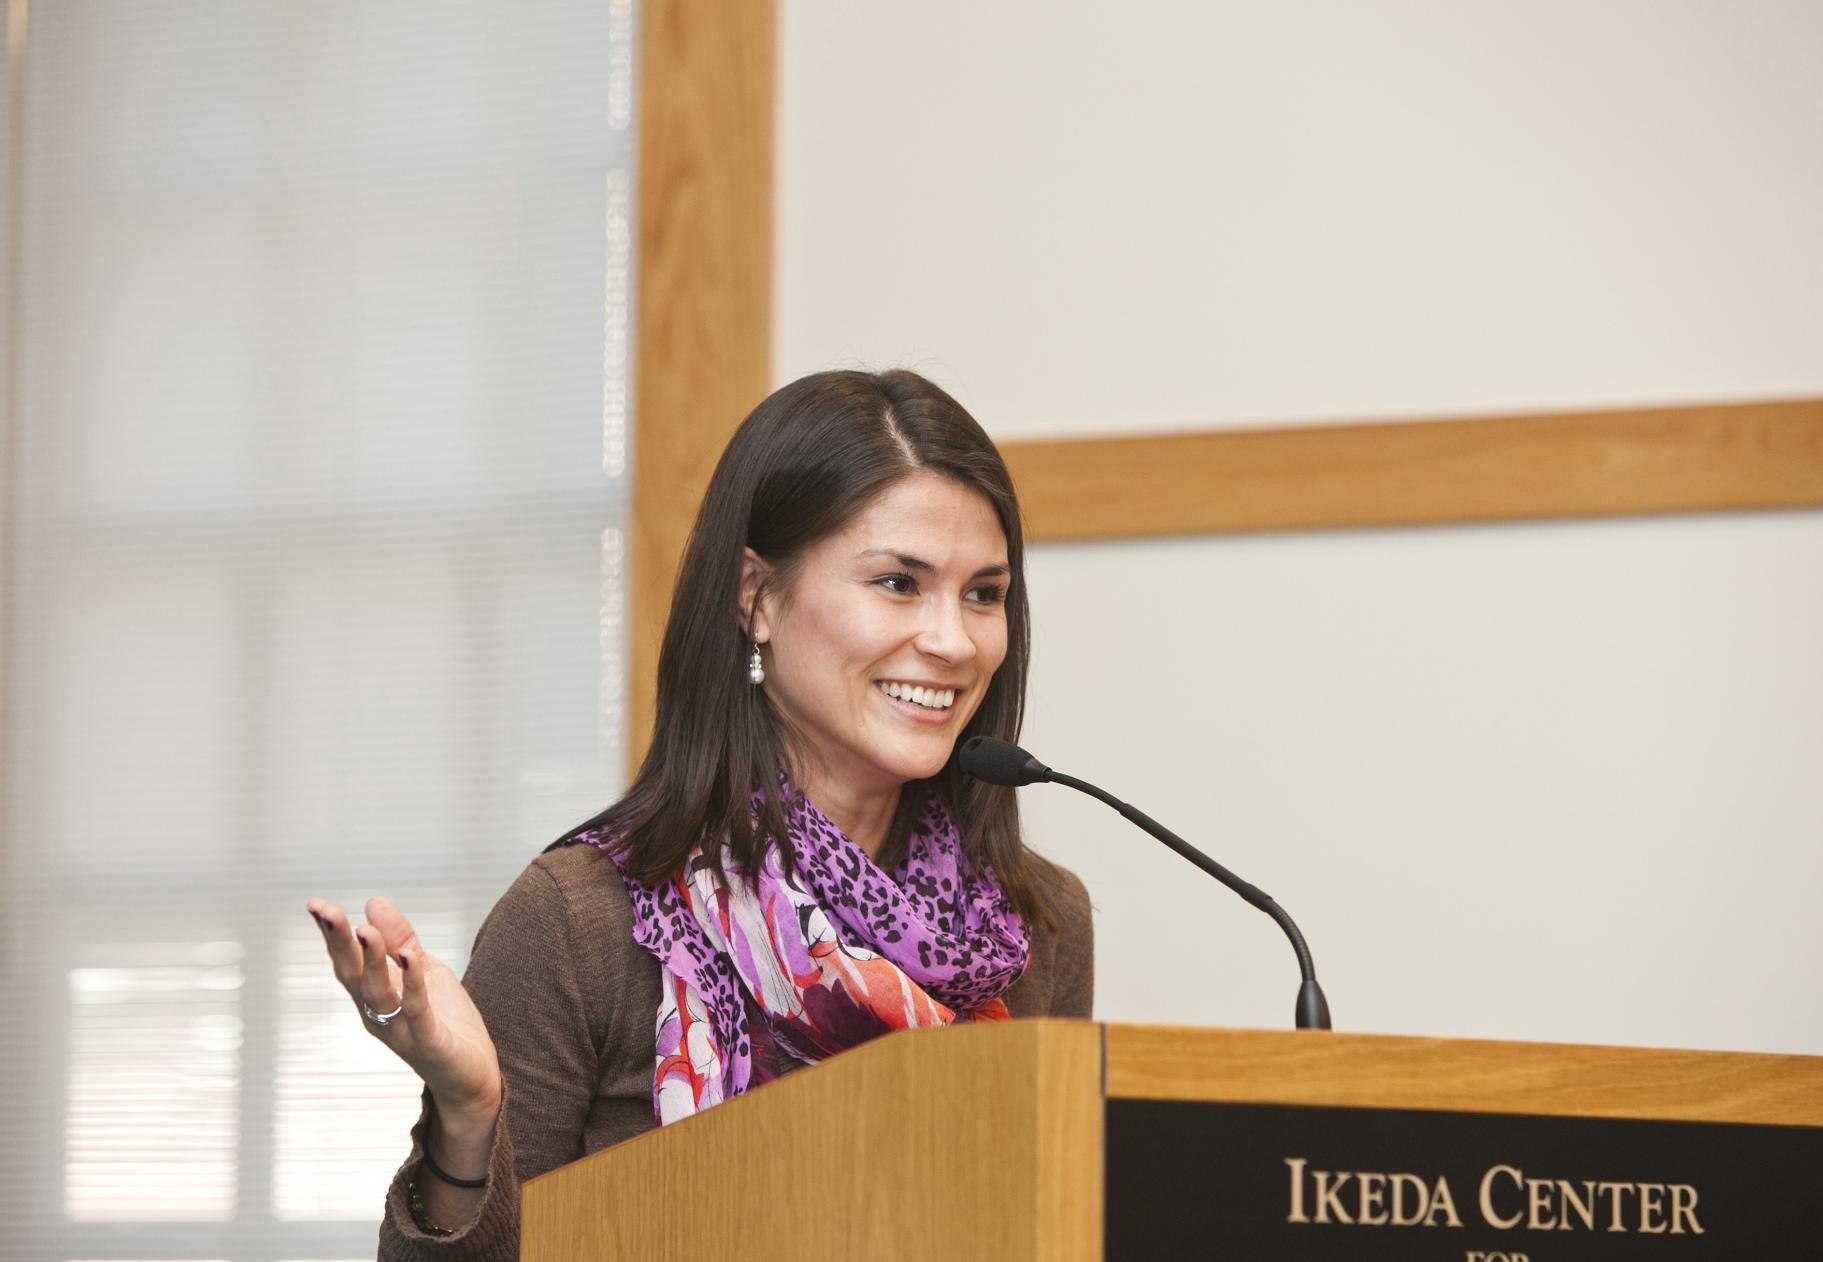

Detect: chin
[877, 743, 956, 786]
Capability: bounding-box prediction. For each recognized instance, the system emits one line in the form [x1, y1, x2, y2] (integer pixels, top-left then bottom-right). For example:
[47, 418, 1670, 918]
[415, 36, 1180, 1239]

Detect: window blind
[0, 2, 634, 1258]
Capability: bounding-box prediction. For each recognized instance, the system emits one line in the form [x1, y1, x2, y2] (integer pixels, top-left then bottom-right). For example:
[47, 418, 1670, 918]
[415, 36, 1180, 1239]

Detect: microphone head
[958, 736, 1051, 786]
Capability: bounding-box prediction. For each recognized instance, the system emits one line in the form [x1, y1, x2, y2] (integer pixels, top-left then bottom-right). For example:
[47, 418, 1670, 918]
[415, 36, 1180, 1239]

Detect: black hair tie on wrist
[422, 1147, 488, 1189]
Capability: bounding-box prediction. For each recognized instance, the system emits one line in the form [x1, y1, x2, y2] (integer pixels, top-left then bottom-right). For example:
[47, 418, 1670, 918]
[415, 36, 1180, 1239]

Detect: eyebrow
[856, 549, 1011, 581]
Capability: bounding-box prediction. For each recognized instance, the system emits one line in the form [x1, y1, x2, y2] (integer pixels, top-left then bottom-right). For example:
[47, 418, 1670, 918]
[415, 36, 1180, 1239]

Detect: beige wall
[775, 1, 1823, 1052]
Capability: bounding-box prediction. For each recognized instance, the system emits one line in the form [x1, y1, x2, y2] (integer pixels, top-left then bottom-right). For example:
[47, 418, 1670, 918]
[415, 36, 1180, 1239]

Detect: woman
[306, 369, 1094, 1255]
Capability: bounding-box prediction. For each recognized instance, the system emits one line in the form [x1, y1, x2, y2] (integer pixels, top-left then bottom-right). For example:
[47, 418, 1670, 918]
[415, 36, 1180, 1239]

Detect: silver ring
[362, 1000, 405, 1027]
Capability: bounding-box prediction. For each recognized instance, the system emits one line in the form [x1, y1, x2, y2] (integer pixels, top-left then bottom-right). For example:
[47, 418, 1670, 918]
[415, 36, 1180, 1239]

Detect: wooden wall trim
[1002, 398, 1823, 543]
[629, 0, 774, 764]
[626, 5, 1820, 765]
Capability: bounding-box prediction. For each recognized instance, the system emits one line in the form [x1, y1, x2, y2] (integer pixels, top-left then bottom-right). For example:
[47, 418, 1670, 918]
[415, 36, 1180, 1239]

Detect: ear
[739, 548, 775, 643]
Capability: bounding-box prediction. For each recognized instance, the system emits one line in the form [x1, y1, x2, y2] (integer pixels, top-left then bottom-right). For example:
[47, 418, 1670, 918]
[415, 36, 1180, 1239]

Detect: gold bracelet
[407, 1176, 459, 1238]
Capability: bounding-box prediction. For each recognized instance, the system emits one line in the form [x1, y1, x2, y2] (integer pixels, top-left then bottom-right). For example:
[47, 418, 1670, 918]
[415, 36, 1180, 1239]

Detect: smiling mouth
[876, 680, 957, 711]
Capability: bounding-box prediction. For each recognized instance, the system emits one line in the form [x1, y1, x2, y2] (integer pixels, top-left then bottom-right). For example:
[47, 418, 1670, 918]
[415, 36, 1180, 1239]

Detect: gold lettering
[1525, 1178, 1557, 1230]
[1278, 1159, 1694, 1237]
[1670, 1184, 1704, 1235]
[1390, 1172, 1428, 1227]
[1595, 1181, 1634, 1232]
[1426, 1174, 1463, 1228]
[1638, 1182, 1667, 1234]
[1285, 1157, 1309, 1224]
[1314, 1170, 1355, 1224]
[1479, 1165, 1524, 1230]
[1557, 1179, 1597, 1231]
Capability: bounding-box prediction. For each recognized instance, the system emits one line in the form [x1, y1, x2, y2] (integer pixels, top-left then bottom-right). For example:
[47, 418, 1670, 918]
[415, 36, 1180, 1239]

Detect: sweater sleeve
[377, 857, 604, 1259]
[1042, 860, 1096, 1019]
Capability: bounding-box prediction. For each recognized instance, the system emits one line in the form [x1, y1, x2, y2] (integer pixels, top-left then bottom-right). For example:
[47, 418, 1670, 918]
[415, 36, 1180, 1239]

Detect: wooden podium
[521, 1021, 1823, 1260]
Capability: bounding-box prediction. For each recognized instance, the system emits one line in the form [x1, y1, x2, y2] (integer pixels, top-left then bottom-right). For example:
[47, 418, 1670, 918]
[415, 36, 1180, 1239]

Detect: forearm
[378, 853, 614, 1258]
[417, 1102, 498, 1228]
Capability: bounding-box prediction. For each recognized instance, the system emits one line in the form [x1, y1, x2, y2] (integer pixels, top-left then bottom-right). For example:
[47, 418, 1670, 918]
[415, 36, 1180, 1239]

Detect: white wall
[776, 1, 1823, 1052]
[1019, 515, 1823, 1053]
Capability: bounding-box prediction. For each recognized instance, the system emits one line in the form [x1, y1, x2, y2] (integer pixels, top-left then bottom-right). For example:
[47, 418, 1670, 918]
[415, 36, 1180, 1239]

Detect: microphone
[960, 735, 1333, 1031]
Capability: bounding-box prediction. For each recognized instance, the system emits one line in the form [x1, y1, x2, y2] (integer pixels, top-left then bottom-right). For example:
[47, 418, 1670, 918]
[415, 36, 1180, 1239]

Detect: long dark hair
[559, 368, 1048, 924]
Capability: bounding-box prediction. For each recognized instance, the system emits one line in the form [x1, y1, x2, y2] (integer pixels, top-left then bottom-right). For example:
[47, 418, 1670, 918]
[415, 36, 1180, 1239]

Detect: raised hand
[306, 896, 503, 1139]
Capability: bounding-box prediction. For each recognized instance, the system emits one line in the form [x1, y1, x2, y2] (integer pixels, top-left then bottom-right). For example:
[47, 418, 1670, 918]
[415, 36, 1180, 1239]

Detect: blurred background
[1, 1, 1819, 1257]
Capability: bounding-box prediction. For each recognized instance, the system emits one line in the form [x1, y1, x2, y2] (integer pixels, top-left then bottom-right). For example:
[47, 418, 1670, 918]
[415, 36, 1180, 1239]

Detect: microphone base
[1295, 978, 1333, 1031]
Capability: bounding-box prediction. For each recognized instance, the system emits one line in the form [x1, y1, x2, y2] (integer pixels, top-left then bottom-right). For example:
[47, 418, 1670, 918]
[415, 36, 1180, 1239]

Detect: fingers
[397, 940, 434, 1029]
[364, 896, 425, 959]
[355, 921, 402, 1018]
[307, 897, 424, 1042]
[307, 899, 363, 990]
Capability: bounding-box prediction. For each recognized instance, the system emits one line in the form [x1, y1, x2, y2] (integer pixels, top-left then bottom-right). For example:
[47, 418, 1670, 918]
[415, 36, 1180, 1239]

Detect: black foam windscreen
[958, 735, 1049, 786]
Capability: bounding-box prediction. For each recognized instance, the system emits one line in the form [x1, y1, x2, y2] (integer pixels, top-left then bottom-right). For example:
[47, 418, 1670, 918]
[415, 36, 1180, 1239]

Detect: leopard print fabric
[595, 785, 1029, 1122]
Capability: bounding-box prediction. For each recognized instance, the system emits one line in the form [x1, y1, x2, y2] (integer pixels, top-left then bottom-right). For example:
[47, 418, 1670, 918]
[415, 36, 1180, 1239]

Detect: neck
[790, 764, 902, 862]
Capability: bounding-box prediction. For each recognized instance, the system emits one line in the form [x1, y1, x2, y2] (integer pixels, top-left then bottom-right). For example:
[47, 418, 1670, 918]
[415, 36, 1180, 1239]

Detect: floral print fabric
[594, 787, 1029, 1124]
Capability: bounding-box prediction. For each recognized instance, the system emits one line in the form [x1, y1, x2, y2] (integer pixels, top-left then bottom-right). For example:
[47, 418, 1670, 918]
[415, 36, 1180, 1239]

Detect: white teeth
[878, 681, 955, 710]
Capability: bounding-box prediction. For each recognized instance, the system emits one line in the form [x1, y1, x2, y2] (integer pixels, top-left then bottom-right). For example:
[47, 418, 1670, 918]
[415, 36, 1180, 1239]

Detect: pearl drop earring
[747, 643, 765, 685]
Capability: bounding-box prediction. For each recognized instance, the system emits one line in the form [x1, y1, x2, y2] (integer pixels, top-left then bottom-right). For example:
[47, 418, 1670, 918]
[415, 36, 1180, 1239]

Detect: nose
[913, 594, 978, 665]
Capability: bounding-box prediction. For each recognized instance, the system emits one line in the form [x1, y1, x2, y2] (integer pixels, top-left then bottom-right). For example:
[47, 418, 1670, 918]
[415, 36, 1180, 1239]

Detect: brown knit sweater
[377, 840, 1095, 1258]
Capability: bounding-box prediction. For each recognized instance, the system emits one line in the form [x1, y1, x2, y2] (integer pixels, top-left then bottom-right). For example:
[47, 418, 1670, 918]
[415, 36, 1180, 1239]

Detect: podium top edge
[1097, 1022, 1823, 1126]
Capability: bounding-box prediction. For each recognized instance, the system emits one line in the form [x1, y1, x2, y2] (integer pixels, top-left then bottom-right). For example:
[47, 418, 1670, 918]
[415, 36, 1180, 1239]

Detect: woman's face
[747, 470, 1011, 801]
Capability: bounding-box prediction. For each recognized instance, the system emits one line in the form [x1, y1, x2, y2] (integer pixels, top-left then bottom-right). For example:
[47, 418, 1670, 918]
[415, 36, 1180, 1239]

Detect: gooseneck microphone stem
[958, 735, 1331, 1031]
[1044, 770, 1332, 1031]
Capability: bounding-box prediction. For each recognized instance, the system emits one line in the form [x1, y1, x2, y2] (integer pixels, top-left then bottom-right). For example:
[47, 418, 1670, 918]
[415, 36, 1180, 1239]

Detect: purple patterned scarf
[592, 785, 1029, 1123]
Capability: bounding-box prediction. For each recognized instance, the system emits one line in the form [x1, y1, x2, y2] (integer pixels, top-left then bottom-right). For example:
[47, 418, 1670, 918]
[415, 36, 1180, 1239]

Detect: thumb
[364, 896, 426, 959]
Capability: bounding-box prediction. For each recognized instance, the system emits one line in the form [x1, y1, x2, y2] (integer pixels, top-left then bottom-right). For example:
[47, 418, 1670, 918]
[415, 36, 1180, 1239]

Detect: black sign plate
[1104, 1098, 1823, 1261]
